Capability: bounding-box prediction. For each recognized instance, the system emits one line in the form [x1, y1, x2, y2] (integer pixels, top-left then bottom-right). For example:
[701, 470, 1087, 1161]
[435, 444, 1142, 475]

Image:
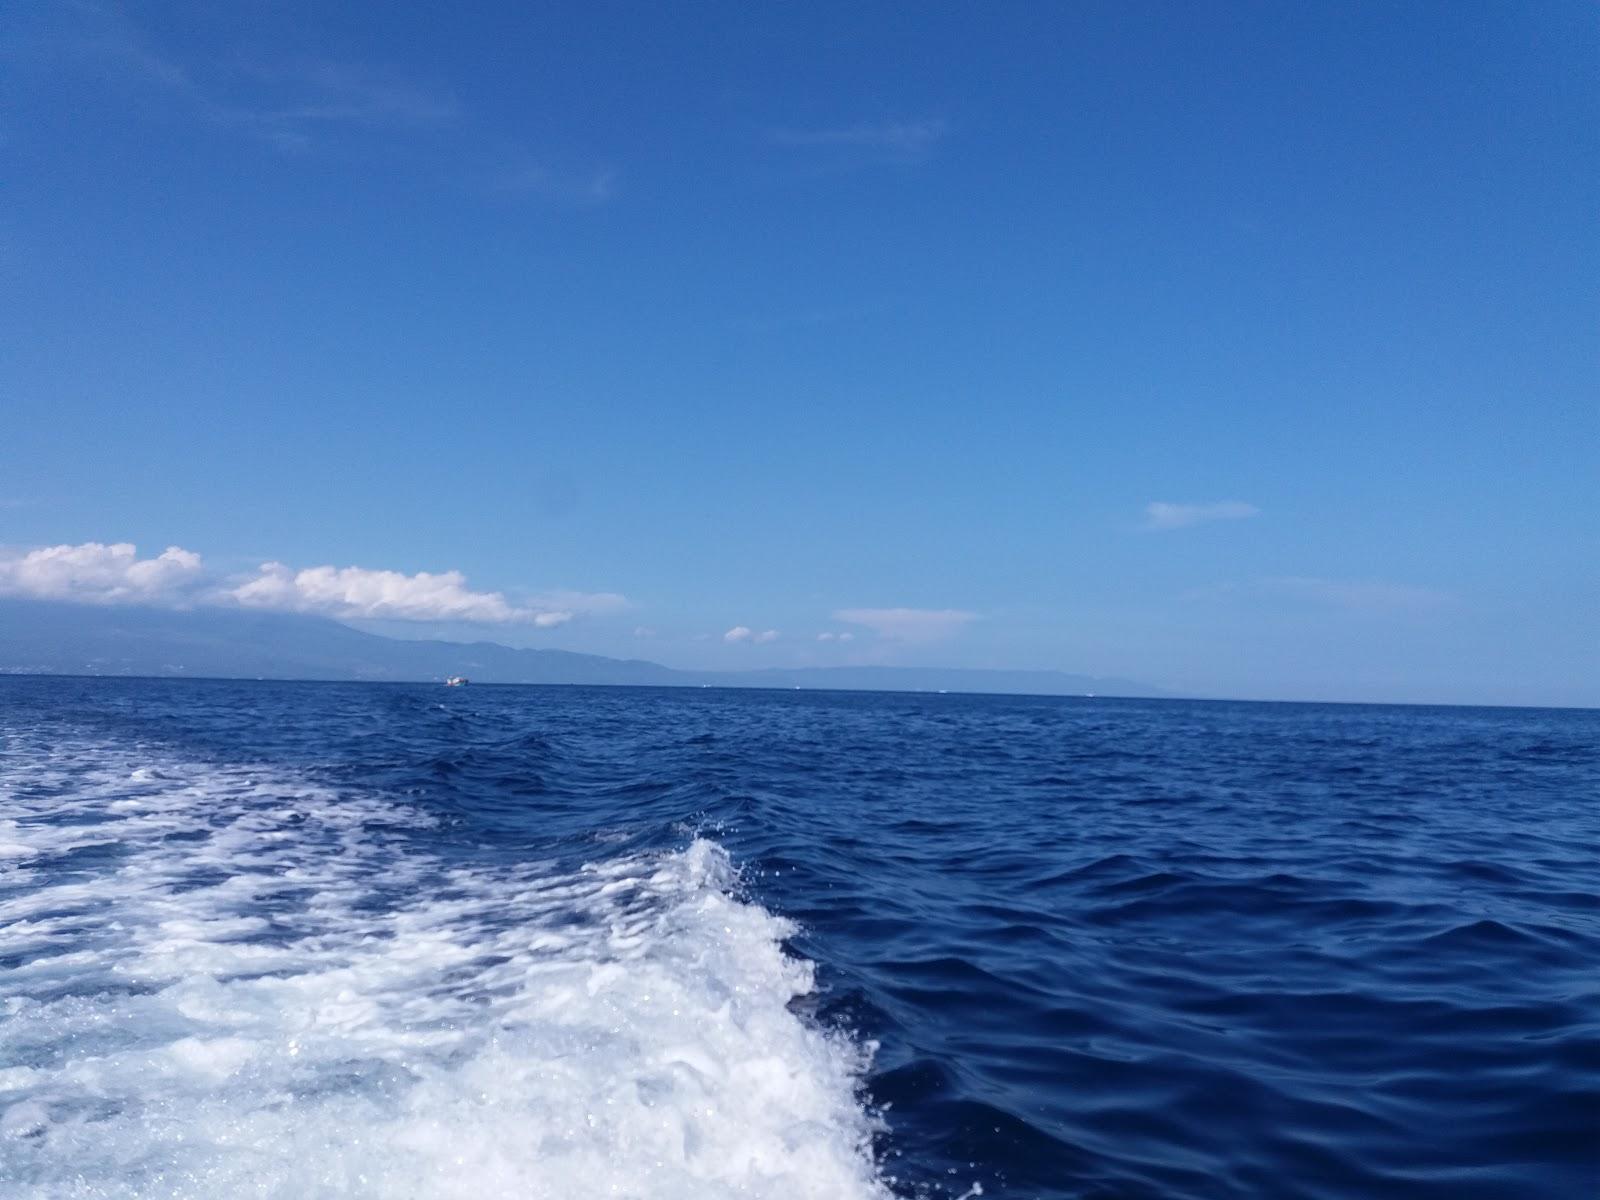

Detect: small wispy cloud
[18, 3, 603, 195]
[815, 631, 856, 643]
[1186, 576, 1452, 614]
[194, 62, 463, 154]
[488, 163, 617, 205]
[834, 607, 978, 643]
[769, 118, 949, 164]
[1145, 501, 1260, 531]
[256, 61, 461, 129]
[528, 589, 630, 616]
[20, 5, 459, 149]
[1262, 577, 1450, 612]
[26, 0, 191, 91]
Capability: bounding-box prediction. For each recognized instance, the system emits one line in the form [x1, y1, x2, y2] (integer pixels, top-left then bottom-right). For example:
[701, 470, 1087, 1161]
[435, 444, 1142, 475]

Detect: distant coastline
[0, 599, 1158, 699]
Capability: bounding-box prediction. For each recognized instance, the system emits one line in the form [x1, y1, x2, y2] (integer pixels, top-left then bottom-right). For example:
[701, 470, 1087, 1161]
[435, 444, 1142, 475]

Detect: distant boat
[445, 676, 469, 687]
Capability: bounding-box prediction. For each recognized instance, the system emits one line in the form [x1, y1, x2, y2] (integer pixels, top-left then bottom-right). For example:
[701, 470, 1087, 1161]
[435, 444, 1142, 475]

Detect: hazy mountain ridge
[0, 600, 1159, 697]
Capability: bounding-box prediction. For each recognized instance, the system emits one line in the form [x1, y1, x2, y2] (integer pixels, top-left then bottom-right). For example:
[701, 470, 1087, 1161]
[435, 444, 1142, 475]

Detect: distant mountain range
[0, 600, 1160, 697]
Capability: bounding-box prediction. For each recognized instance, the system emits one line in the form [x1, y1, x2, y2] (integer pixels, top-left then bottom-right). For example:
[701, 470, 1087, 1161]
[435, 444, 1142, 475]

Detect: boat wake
[0, 731, 888, 1199]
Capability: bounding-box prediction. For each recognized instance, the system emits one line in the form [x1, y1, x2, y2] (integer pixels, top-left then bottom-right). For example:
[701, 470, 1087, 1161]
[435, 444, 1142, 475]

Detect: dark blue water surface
[2, 677, 1596, 1198]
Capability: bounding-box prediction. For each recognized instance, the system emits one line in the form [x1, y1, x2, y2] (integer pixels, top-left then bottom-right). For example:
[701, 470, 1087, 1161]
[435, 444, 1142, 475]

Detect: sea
[0, 676, 1595, 1199]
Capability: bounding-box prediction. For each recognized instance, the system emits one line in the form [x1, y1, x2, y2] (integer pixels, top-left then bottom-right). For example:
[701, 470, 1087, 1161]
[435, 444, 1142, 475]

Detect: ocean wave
[5, 679, 1597, 1199]
[0, 736, 888, 1200]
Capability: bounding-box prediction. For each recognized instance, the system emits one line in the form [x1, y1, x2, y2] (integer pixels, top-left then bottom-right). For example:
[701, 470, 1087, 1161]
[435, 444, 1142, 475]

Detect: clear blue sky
[3, 1, 1595, 705]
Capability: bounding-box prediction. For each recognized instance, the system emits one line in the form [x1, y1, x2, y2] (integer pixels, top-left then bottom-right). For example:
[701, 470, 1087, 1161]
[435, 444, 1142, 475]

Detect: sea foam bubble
[0, 733, 888, 1199]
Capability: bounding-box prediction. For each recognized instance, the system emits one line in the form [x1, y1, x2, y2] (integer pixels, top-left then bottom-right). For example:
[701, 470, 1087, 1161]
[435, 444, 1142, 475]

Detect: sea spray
[0, 735, 890, 1199]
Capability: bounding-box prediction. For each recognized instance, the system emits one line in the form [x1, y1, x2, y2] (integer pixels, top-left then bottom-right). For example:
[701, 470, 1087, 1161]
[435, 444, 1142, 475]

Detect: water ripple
[2, 679, 1596, 1198]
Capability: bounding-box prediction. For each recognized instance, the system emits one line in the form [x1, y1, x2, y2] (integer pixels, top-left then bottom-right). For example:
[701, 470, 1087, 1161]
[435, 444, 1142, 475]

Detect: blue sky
[2, 1, 1595, 705]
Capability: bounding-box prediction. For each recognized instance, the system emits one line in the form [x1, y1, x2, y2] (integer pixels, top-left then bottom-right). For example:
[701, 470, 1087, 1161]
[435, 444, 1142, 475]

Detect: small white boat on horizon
[445, 676, 469, 687]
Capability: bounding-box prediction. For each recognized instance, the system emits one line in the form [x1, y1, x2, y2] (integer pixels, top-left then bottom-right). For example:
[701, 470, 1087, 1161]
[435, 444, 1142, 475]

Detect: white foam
[0, 729, 890, 1199]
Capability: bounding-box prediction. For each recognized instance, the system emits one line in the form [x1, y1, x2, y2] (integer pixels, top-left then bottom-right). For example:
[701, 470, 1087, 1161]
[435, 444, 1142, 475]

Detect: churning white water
[0, 733, 889, 1199]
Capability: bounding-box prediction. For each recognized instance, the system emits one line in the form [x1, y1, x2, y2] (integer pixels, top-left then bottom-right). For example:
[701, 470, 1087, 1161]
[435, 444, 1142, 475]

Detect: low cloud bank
[230, 562, 537, 623]
[0, 542, 204, 605]
[0, 541, 621, 627]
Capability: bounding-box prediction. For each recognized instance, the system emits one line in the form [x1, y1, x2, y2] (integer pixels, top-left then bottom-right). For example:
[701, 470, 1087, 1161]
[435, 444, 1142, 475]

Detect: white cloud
[816, 631, 856, 642]
[834, 607, 977, 643]
[754, 629, 780, 644]
[0, 540, 628, 627]
[633, 626, 656, 639]
[724, 626, 753, 643]
[1145, 501, 1259, 531]
[228, 562, 547, 623]
[0, 542, 203, 605]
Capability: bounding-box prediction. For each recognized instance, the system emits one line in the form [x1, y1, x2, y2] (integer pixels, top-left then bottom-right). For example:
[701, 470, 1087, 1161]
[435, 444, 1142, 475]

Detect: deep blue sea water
[1, 677, 1596, 1199]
